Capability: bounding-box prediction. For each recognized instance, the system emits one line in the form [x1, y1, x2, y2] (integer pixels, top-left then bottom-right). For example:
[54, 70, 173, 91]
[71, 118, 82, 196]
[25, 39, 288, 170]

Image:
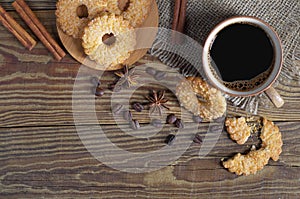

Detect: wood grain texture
[0, 57, 300, 127]
[0, 122, 299, 198]
[1, 55, 300, 127]
[0, 11, 300, 128]
[0, 4, 300, 199]
[0, 0, 56, 11]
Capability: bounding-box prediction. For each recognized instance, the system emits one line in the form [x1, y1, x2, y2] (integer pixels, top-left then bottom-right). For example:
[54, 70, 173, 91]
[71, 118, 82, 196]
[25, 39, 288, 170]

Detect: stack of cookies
[56, 0, 151, 69]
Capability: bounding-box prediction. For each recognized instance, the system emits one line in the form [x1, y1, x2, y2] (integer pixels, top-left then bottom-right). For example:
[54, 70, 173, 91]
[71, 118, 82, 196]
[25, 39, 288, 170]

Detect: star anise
[114, 65, 139, 90]
[146, 90, 170, 116]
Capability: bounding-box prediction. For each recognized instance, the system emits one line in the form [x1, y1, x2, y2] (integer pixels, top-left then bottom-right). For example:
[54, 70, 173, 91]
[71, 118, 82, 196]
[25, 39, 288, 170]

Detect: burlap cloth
[150, 0, 300, 113]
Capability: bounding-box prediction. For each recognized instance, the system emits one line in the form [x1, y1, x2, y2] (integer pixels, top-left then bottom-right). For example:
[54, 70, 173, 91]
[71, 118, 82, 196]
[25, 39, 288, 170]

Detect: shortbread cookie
[222, 118, 283, 176]
[223, 148, 271, 176]
[225, 117, 251, 145]
[260, 118, 283, 161]
[106, 0, 122, 15]
[176, 77, 226, 120]
[82, 14, 136, 69]
[122, 0, 152, 27]
[56, 0, 107, 38]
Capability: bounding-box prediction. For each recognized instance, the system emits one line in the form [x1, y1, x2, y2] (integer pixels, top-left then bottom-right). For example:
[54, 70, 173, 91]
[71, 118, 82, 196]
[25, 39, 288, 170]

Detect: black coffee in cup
[203, 17, 284, 107]
[209, 23, 274, 91]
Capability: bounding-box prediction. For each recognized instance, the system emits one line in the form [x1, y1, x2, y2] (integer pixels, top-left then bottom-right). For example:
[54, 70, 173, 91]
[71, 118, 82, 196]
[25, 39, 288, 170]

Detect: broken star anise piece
[114, 65, 139, 90]
[146, 90, 170, 116]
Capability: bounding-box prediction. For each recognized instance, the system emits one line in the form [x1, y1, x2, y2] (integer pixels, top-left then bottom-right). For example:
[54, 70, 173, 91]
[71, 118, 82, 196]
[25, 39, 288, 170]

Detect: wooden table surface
[1, 1, 300, 198]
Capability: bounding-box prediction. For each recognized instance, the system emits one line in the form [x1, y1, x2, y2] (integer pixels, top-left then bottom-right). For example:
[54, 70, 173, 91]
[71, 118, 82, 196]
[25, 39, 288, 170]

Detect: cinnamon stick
[172, 0, 182, 31]
[12, 0, 66, 61]
[171, 0, 187, 44]
[177, 0, 187, 33]
[0, 5, 36, 50]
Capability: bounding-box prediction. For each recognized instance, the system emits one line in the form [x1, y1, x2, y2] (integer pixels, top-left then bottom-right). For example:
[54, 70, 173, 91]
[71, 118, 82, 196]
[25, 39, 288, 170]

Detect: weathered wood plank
[1, 56, 300, 127]
[0, 122, 299, 198]
[1, 122, 299, 165]
[0, 11, 299, 128]
[0, 0, 56, 11]
[0, 3, 299, 199]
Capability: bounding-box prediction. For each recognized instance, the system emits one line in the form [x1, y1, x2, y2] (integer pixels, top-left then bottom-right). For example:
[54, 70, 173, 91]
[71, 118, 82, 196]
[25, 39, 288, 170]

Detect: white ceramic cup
[202, 16, 284, 108]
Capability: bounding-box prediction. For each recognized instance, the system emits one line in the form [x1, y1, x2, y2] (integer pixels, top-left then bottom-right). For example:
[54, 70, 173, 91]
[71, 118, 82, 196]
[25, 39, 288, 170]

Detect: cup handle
[265, 86, 284, 108]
